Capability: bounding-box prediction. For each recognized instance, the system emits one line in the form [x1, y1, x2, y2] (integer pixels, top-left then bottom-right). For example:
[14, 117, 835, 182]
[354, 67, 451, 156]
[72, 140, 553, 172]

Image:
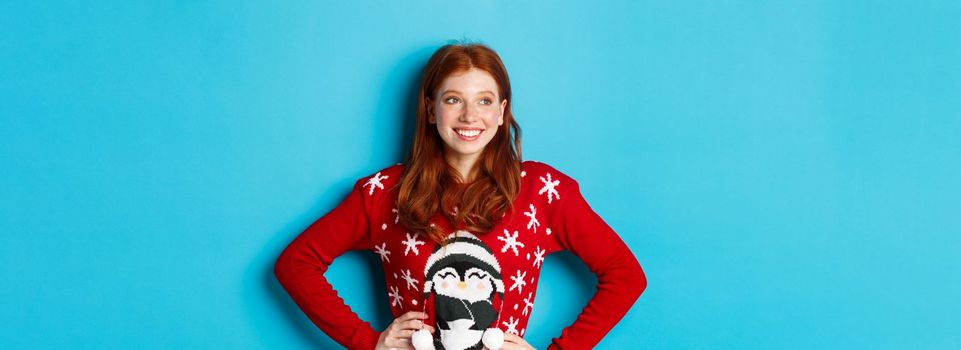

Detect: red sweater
[274, 160, 647, 349]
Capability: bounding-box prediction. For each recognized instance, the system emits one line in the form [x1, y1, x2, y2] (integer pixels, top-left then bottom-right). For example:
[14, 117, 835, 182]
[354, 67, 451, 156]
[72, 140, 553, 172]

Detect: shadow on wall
[369, 44, 440, 164]
[265, 251, 391, 349]
[262, 43, 437, 348]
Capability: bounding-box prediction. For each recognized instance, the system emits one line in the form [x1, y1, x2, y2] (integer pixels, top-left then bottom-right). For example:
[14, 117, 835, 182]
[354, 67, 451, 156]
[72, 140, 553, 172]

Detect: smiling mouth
[454, 128, 483, 137]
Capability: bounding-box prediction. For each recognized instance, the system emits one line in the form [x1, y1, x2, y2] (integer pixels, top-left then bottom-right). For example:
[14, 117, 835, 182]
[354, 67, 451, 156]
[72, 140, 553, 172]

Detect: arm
[274, 177, 380, 350]
[548, 178, 647, 350]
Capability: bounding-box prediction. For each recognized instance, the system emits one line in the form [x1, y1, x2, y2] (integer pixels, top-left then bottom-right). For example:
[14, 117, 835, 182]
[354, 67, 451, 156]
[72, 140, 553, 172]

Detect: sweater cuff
[547, 340, 578, 350]
[354, 326, 380, 350]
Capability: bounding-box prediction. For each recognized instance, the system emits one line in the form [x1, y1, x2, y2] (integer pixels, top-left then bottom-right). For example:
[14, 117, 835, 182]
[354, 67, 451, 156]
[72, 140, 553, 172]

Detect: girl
[275, 41, 647, 350]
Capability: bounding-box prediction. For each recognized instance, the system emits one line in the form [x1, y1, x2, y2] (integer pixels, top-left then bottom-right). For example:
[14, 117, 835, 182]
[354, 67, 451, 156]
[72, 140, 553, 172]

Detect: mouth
[453, 128, 483, 141]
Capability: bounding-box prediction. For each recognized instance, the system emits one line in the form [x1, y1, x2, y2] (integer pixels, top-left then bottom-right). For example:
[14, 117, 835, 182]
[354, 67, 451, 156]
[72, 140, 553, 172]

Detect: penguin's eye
[466, 271, 486, 280]
[435, 267, 459, 281]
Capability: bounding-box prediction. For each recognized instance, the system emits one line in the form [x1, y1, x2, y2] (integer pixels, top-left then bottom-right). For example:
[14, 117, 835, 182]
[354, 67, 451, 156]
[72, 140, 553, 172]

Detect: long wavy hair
[396, 41, 523, 244]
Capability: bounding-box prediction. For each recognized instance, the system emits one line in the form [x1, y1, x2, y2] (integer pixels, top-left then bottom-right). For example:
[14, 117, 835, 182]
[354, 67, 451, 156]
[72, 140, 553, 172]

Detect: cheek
[437, 115, 459, 130]
[436, 106, 458, 123]
[482, 112, 501, 127]
[469, 277, 491, 291]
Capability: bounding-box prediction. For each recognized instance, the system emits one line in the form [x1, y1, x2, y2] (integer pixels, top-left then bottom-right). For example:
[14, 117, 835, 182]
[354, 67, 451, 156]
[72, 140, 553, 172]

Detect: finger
[503, 333, 533, 348]
[498, 342, 525, 350]
[386, 337, 415, 350]
[394, 318, 427, 330]
[397, 311, 429, 322]
[387, 326, 425, 343]
[389, 315, 416, 330]
[393, 329, 415, 339]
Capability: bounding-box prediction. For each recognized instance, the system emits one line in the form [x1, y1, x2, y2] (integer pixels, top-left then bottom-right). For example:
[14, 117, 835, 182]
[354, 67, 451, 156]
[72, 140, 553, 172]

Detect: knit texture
[275, 160, 647, 349]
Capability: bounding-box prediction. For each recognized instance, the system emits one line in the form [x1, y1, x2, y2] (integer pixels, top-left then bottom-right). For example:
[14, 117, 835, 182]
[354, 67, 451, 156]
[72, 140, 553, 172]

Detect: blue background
[2, 1, 959, 349]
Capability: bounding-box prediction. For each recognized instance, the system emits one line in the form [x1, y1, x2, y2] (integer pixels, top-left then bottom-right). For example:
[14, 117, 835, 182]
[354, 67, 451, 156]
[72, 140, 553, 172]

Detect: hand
[492, 332, 536, 350]
[375, 311, 435, 350]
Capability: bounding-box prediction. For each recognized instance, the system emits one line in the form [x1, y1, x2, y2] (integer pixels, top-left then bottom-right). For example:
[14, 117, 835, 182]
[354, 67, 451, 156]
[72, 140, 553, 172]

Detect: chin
[451, 148, 483, 156]
[454, 145, 487, 156]
[444, 141, 490, 156]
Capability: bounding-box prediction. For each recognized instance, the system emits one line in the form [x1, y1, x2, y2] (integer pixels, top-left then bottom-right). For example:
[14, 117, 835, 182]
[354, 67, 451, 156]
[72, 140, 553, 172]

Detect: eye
[480, 98, 493, 105]
[439, 271, 457, 279]
[444, 96, 460, 104]
[466, 270, 488, 280]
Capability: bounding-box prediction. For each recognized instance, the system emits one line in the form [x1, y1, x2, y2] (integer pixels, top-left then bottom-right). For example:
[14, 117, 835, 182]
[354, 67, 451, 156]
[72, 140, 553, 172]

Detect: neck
[445, 151, 480, 183]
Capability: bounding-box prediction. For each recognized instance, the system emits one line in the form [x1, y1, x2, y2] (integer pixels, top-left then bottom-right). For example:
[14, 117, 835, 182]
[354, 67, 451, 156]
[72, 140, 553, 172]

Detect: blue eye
[444, 97, 459, 104]
[480, 99, 492, 105]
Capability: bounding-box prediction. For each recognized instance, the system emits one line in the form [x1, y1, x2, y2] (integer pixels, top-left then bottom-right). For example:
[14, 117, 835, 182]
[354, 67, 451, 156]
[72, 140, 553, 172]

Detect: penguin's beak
[457, 281, 467, 290]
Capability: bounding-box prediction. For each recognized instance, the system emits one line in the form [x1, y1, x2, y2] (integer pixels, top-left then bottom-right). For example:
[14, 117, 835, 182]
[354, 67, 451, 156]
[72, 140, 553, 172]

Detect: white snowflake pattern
[523, 204, 540, 233]
[537, 172, 560, 204]
[522, 292, 534, 316]
[502, 316, 520, 335]
[399, 269, 419, 291]
[509, 270, 528, 293]
[374, 243, 390, 263]
[363, 172, 389, 196]
[388, 285, 403, 307]
[401, 232, 426, 256]
[391, 207, 399, 224]
[532, 246, 546, 269]
[497, 229, 525, 256]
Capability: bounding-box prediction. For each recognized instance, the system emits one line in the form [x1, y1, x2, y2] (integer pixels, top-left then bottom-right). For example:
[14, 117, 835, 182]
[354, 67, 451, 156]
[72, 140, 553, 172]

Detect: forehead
[438, 68, 499, 96]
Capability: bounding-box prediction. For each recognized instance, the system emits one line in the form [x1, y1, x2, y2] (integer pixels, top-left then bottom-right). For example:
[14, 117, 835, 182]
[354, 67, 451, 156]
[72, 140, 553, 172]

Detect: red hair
[396, 41, 523, 244]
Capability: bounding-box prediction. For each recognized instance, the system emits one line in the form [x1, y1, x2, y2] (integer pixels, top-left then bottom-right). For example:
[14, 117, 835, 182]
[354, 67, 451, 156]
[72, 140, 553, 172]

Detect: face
[432, 266, 495, 303]
[428, 68, 508, 162]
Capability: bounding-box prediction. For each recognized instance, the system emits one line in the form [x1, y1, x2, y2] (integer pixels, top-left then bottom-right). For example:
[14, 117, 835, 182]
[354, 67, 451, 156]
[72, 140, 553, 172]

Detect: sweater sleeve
[273, 177, 380, 350]
[547, 177, 647, 350]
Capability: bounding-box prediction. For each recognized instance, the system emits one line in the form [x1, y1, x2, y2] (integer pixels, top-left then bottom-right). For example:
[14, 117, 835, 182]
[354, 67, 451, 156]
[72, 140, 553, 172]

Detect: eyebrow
[442, 89, 496, 96]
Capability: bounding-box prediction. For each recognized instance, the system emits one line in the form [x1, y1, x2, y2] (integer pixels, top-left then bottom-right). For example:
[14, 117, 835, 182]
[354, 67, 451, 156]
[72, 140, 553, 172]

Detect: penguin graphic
[422, 230, 505, 350]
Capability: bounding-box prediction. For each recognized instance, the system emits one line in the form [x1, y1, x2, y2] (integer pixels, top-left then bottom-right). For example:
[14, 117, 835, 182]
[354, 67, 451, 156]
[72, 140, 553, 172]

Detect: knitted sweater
[275, 160, 647, 349]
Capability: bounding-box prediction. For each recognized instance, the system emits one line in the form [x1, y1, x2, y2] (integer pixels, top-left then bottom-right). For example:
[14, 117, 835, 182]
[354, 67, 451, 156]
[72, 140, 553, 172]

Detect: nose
[457, 281, 467, 290]
[459, 103, 479, 122]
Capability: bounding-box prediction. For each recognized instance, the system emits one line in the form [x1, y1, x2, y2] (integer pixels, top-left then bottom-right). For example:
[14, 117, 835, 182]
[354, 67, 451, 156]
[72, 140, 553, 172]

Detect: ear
[426, 97, 435, 124]
[498, 99, 507, 126]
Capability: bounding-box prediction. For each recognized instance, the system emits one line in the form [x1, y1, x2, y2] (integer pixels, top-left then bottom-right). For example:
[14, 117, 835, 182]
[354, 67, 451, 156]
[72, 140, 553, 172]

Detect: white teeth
[456, 129, 481, 137]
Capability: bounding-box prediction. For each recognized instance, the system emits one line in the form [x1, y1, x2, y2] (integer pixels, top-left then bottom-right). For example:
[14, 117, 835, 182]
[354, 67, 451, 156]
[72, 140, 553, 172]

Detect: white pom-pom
[411, 329, 435, 350]
[482, 327, 504, 350]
